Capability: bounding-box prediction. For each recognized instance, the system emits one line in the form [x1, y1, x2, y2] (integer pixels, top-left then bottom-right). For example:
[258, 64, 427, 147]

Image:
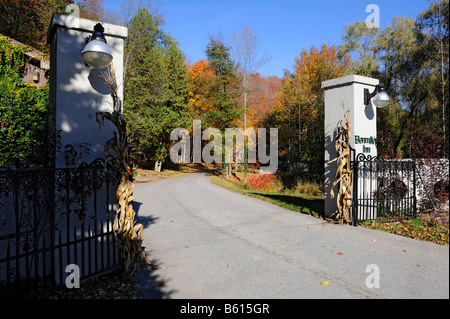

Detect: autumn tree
[77, 0, 104, 20]
[271, 44, 351, 173]
[0, 0, 70, 52]
[0, 0, 107, 51]
[187, 59, 216, 121]
[232, 25, 271, 179]
[246, 73, 281, 128]
[339, 1, 449, 158]
[415, 0, 449, 155]
[338, 20, 380, 77]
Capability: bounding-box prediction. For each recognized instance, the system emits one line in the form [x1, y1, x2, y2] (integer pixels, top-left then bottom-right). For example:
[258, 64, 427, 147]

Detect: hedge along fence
[0, 35, 49, 166]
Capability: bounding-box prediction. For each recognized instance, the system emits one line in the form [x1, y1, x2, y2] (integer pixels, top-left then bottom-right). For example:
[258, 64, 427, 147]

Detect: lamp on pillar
[82, 23, 113, 69]
[364, 83, 390, 108]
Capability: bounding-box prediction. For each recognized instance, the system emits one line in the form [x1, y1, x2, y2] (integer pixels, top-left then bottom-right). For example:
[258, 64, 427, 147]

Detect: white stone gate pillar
[322, 75, 379, 218]
[47, 14, 127, 168]
[45, 15, 128, 281]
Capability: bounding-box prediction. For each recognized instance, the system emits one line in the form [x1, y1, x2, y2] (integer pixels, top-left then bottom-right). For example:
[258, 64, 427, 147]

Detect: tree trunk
[154, 159, 162, 172]
[244, 80, 248, 182]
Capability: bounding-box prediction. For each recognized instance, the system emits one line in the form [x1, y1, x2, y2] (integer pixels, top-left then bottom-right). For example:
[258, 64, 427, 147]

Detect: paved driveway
[133, 172, 449, 299]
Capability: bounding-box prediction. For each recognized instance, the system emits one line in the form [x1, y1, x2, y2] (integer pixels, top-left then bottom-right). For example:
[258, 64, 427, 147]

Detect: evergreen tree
[205, 32, 242, 177]
[123, 8, 189, 169]
[205, 32, 241, 128]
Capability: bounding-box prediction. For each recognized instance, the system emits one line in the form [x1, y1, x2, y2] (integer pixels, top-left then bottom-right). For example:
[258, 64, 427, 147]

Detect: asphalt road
[133, 172, 449, 299]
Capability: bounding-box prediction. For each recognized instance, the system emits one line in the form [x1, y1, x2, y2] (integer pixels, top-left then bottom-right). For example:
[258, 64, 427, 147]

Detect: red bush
[246, 174, 276, 191]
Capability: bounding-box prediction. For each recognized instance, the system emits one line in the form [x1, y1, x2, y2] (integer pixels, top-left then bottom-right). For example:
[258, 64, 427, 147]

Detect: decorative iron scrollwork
[1, 158, 120, 222]
[356, 153, 378, 162]
[0, 158, 122, 297]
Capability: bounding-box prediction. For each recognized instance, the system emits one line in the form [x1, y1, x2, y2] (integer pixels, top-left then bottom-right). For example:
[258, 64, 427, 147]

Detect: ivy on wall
[0, 36, 49, 166]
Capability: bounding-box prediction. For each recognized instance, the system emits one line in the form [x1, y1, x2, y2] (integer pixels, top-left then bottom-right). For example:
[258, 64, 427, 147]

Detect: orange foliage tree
[187, 59, 217, 123]
[245, 73, 281, 128]
[78, 0, 104, 20]
[271, 44, 351, 173]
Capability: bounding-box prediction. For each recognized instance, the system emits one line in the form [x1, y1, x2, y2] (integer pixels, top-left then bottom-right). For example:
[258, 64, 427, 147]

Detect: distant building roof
[1, 34, 49, 87]
[0, 34, 49, 69]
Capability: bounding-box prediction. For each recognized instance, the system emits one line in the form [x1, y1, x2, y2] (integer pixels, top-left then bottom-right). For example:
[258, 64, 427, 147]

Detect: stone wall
[415, 158, 449, 211]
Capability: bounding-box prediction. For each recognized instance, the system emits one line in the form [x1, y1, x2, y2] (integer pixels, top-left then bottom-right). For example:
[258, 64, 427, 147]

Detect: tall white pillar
[322, 75, 379, 218]
[47, 14, 127, 167]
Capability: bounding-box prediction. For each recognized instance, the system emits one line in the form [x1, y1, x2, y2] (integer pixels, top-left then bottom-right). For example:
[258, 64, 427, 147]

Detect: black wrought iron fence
[352, 153, 417, 224]
[0, 159, 121, 298]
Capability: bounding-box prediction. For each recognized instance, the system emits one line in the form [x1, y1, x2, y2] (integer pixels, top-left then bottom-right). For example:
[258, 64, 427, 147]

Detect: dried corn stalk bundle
[96, 65, 149, 278]
[328, 110, 353, 224]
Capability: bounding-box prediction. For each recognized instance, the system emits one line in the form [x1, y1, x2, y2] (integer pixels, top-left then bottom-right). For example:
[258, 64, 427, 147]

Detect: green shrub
[295, 179, 323, 196]
[0, 36, 49, 166]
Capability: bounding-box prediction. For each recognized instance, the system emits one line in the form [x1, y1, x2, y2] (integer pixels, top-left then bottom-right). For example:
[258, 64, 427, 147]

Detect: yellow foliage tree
[187, 59, 217, 120]
[271, 44, 351, 167]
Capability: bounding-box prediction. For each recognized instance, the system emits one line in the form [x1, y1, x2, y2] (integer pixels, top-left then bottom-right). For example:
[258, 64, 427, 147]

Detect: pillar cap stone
[47, 14, 128, 44]
[321, 74, 379, 90]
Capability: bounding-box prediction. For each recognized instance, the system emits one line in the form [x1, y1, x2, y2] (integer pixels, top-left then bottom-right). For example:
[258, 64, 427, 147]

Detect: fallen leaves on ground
[362, 213, 449, 246]
[37, 269, 139, 299]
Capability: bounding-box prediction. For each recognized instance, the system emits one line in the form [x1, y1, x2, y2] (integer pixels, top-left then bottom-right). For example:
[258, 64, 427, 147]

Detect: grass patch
[360, 212, 449, 246]
[210, 174, 324, 218]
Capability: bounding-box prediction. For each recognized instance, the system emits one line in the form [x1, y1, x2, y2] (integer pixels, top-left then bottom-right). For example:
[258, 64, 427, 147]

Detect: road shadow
[133, 201, 160, 229]
[249, 192, 325, 218]
[134, 257, 176, 299]
[132, 201, 175, 298]
[133, 201, 143, 214]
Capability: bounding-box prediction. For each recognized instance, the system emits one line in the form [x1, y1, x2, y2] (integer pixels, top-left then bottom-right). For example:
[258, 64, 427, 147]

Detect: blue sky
[104, 0, 431, 77]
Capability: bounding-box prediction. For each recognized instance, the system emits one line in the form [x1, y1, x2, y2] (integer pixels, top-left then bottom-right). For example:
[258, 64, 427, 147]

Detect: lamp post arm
[364, 87, 377, 105]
